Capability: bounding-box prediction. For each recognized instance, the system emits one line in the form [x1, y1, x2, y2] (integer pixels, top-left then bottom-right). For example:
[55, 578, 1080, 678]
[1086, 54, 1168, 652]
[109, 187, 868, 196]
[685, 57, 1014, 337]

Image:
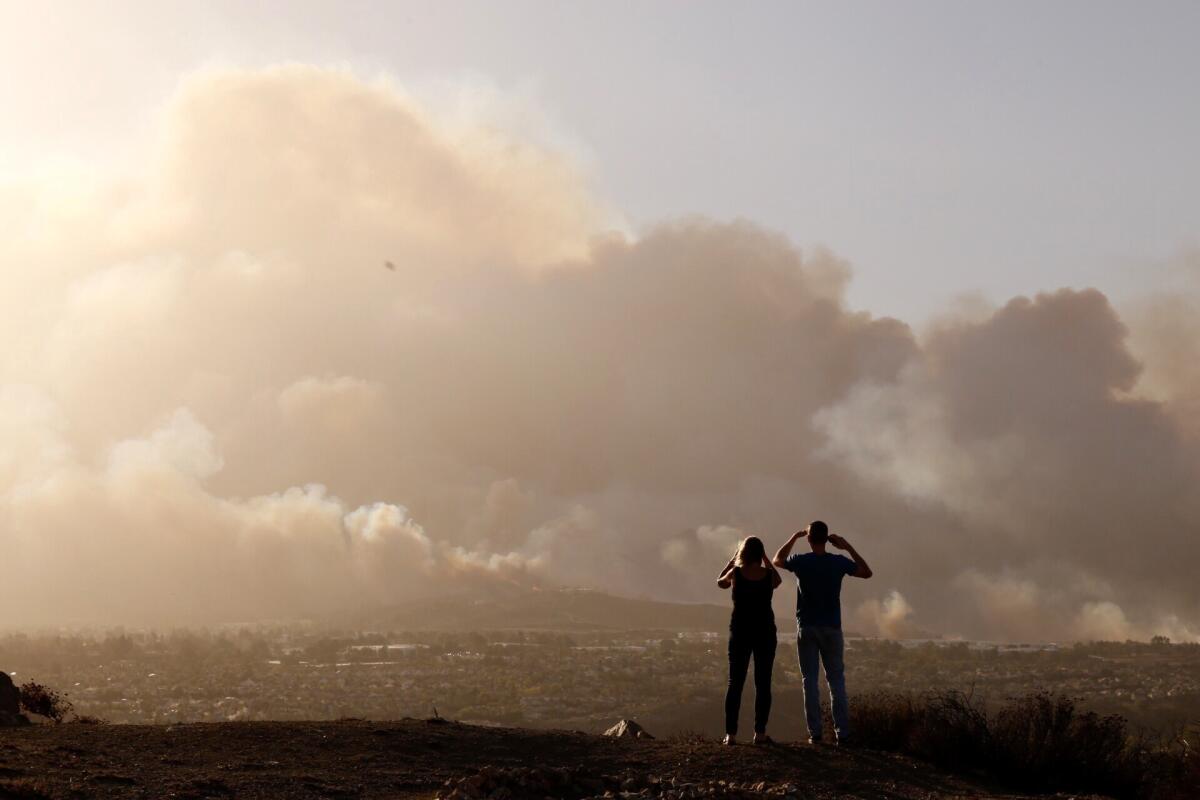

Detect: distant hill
[343, 586, 731, 632]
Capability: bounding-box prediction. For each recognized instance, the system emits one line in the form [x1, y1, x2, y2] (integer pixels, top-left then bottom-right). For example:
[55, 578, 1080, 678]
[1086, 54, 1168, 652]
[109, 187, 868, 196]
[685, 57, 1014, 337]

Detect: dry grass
[0, 778, 53, 799]
[850, 690, 1198, 799]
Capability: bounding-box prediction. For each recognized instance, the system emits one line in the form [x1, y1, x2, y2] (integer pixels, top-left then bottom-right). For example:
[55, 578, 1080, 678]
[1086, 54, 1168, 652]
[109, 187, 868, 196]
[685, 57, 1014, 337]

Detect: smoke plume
[2, 65, 1197, 639]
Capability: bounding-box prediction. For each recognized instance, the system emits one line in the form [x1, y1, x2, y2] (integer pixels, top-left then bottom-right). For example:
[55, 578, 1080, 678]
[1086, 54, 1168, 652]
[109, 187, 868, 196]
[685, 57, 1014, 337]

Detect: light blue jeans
[798, 626, 849, 741]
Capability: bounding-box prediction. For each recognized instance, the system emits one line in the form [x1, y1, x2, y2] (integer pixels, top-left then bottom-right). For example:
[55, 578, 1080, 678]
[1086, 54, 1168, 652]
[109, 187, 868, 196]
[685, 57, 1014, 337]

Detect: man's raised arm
[828, 534, 873, 579]
[772, 529, 807, 569]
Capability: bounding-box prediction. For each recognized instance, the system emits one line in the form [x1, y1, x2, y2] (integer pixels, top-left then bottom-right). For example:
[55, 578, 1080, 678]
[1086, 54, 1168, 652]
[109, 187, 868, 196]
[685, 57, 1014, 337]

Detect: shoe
[834, 737, 855, 748]
[752, 733, 774, 745]
[722, 734, 736, 746]
[807, 736, 823, 745]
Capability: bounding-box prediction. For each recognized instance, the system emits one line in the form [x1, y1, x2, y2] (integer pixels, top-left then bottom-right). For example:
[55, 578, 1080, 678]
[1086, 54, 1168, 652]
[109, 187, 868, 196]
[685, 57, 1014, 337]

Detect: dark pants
[725, 624, 777, 735]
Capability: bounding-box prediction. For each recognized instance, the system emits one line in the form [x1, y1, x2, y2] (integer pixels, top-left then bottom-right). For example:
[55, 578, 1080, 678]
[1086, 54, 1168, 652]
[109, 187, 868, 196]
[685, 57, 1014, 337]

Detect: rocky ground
[0, 718, 1093, 799]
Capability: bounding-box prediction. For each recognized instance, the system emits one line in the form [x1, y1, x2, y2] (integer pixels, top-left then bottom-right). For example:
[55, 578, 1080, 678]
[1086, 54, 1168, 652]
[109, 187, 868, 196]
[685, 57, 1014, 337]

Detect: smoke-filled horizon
[2, 66, 1198, 641]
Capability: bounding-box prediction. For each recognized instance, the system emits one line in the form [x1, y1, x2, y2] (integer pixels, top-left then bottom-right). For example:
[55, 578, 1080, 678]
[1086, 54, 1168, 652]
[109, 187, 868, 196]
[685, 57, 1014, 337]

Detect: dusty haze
[1, 66, 1197, 641]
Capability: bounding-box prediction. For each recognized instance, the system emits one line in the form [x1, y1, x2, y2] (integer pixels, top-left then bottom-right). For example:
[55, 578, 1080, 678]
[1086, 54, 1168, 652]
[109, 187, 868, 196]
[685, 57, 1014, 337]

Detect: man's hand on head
[828, 534, 848, 550]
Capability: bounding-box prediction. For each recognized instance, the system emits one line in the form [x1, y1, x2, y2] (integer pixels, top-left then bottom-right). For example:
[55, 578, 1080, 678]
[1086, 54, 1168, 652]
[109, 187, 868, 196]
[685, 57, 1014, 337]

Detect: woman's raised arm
[716, 557, 736, 589]
[764, 556, 783, 589]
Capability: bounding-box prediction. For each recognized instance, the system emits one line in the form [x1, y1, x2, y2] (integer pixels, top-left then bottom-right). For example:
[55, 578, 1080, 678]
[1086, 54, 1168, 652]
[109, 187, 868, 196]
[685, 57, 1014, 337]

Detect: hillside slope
[347, 586, 731, 632]
[0, 719, 1074, 799]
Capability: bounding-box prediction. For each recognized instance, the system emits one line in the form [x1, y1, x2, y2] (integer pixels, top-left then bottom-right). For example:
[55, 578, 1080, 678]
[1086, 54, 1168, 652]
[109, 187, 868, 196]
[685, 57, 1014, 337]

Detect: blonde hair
[734, 536, 765, 567]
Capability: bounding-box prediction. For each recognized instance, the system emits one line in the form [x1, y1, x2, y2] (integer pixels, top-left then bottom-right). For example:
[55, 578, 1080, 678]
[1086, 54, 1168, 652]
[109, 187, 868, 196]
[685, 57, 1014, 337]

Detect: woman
[717, 536, 782, 745]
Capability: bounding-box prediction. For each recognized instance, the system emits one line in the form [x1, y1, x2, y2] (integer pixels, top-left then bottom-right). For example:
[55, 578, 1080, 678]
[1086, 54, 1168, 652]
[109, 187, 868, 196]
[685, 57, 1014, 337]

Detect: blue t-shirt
[782, 552, 857, 629]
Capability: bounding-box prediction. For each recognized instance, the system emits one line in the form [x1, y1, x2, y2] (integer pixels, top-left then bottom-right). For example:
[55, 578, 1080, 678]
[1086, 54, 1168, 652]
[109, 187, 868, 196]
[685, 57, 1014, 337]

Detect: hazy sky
[3, 0, 1198, 322]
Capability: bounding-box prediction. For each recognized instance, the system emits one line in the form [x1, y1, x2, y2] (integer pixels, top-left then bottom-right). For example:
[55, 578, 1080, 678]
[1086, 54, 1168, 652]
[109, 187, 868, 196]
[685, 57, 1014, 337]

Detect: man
[773, 521, 872, 745]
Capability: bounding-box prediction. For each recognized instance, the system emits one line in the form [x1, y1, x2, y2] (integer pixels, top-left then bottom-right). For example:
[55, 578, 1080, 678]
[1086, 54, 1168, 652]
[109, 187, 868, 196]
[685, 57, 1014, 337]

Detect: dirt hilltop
[0, 718, 1086, 799]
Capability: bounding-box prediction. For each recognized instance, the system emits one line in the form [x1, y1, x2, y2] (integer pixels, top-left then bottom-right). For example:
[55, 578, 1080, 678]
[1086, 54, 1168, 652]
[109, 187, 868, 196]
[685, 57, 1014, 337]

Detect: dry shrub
[850, 689, 988, 766]
[848, 691, 918, 751]
[1146, 725, 1200, 800]
[990, 692, 1139, 795]
[849, 690, 1200, 799]
[907, 690, 990, 769]
[1184, 738, 1200, 799]
[18, 682, 73, 723]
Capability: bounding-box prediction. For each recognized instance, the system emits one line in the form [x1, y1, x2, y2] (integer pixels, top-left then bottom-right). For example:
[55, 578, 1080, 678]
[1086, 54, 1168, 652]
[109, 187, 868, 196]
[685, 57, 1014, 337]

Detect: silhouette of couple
[716, 521, 872, 745]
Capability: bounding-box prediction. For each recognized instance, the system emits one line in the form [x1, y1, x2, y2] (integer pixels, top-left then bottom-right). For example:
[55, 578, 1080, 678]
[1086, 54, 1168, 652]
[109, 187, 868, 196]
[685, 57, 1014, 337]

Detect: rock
[0, 671, 29, 726]
[603, 719, 654, 740]
[0, 671, 19, 713]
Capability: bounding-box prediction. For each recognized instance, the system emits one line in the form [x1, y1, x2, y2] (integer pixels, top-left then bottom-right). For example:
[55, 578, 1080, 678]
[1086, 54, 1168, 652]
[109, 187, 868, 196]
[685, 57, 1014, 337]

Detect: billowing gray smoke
[1, 65, 1196, 640]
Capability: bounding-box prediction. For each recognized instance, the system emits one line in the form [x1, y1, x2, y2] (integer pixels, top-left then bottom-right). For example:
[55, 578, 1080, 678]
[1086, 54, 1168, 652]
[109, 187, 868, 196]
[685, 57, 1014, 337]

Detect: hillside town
[1, 629, 1196, 734]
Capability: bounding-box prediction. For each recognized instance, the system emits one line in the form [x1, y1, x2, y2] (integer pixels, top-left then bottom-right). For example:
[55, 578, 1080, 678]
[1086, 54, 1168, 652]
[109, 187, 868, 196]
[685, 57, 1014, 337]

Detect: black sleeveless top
[730, 567, 775, 629]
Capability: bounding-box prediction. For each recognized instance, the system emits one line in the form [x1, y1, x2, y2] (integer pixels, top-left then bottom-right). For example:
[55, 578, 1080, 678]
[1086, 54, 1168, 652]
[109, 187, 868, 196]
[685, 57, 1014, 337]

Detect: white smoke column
[853, 591, 918, 639]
